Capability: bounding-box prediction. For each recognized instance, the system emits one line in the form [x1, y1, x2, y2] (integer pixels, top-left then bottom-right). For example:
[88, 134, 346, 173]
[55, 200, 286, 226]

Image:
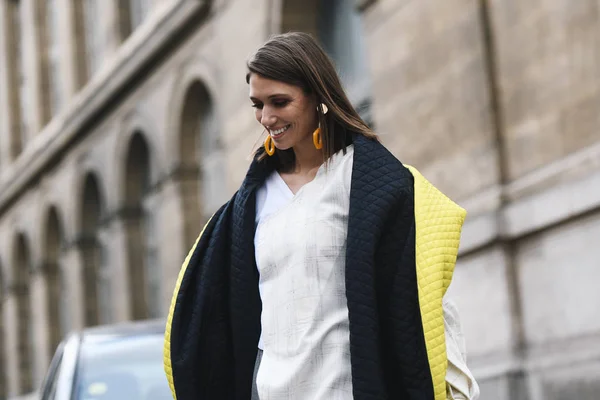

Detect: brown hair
[246, 32, 377, 170]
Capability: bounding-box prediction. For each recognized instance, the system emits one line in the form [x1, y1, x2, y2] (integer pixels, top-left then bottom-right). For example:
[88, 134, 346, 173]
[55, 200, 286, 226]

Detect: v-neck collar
[273, 145, 353, 197]
[273, 171, 296, 198]
[274, 168, 322, 198]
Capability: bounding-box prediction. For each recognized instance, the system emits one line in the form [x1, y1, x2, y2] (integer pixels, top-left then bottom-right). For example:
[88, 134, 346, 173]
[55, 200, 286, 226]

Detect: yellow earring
[313, 127, 323, 150]
[264, 135, 275, 156]
[312, 102, 327, 150]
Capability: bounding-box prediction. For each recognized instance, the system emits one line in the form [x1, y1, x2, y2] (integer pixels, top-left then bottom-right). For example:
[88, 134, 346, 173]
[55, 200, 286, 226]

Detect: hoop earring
[313, 127, 323, 150]
[312, 102, 327, 150]
[264, 135, 275, 156]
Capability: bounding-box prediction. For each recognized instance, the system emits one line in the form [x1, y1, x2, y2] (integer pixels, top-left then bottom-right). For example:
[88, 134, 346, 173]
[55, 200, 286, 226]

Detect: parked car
[39, 319, 172, 400]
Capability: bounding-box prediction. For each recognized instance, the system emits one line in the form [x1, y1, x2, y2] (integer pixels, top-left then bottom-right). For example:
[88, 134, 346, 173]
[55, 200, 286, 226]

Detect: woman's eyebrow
[250, 94, 289, 101]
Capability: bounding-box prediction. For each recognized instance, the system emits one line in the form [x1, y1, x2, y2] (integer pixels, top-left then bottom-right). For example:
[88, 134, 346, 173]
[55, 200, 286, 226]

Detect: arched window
[12, 233, 34, 394]
[124, 132, 161, 319]
[178, 80, 224, 250]
[42, 207, 67, 354]
[80, 173, 108, 326]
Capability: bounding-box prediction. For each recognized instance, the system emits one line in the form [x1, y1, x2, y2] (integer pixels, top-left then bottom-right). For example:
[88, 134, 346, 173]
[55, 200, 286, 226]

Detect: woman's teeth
[270, 125, 290, 137]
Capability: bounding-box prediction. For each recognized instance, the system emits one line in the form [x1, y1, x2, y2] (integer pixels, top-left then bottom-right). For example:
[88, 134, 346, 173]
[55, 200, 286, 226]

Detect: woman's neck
[290, 134, 324, 175]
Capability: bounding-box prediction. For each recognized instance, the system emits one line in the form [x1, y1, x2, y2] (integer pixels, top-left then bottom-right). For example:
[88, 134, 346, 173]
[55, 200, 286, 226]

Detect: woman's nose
[261, 108, 277, 127]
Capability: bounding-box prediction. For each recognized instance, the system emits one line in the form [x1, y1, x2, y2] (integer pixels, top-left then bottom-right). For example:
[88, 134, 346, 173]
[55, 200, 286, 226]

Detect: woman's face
[249, 73, 318, 151]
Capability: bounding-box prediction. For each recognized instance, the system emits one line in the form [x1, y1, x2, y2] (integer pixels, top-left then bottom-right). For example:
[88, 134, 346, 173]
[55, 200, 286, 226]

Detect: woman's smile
[269, 124, 291, 139]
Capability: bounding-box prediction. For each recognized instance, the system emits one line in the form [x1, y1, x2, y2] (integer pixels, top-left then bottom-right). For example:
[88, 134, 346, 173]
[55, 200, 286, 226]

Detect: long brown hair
[246, 32, 377, 170]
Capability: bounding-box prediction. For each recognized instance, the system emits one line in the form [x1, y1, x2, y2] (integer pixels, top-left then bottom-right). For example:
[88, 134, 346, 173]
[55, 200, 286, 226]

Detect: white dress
[254, 145, 479, 400]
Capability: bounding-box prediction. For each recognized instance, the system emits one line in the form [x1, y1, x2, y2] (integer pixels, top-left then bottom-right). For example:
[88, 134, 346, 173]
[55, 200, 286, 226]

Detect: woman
[164, 32, 479, 400]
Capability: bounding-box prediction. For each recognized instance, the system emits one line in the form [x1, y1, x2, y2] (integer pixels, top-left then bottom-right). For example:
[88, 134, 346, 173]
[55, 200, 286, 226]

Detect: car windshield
[74, 332, 171, 400]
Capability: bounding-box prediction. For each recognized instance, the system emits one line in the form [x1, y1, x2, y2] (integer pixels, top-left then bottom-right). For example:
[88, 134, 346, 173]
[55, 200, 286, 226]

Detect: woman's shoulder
[351, 135, 413, 183]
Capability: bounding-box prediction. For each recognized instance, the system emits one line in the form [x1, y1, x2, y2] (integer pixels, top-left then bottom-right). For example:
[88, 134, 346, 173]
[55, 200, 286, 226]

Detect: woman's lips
[270, 124, 290, 139]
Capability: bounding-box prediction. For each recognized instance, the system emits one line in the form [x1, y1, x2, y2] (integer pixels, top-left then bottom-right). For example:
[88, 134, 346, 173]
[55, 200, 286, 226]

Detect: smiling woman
[165, 32, 480, 400]
[245, 33, 376, 177]
[249, 75, 319, 165]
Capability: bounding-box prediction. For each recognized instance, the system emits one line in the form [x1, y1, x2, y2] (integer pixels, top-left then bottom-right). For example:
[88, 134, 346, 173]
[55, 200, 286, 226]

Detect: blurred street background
[1, 0, 600, 399]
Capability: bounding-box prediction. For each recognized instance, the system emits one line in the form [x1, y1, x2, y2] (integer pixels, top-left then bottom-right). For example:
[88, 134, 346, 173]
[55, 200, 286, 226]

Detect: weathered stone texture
[363, 0, 500, 201]
[516, 211, 600, 344]
[490, 0, 600, 180]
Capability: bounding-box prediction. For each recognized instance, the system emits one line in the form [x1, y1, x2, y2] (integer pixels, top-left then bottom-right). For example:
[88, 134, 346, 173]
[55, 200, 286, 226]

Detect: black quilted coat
[164, 135, 461, 400]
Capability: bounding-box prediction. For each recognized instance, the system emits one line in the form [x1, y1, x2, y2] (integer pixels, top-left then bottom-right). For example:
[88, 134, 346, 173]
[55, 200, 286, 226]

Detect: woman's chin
[273, 138, 293, 151]
[274, 144, 292, 151]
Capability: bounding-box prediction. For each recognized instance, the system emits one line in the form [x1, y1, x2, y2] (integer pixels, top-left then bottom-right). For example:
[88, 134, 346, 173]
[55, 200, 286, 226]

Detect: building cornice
[459, 155, 600, 255]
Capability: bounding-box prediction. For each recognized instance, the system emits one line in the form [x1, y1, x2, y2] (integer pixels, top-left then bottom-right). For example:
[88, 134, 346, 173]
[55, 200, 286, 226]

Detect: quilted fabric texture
[345, 136, 432, 399]
[163, 215, 214, 400]
[407, 166, 467, 400]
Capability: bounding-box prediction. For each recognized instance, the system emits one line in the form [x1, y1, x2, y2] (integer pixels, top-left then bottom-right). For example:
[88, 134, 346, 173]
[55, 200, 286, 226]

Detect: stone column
[62, 0, 87, 91]
[29, 269, 50, 389]
[203, 150, 229, 217]
[54, 0, 74, 101]
[3, 293, 18, 397]
[42, 0, 76, 113]
[61, 243, 85, 331]
[165, 164, 204, 259]
[142, 189, 163, 317]
[14, 280, 33, 395]
[0, 1, 11, 170]
[22, 0, 48, 135]
[0, 0, 23, 162]
[0, 294, 8, 398]
[100, 214, 132, 323]
[72, 236, 102, 327]
[115, 206, 150, 321]
[97, 1, 123, 63]
[156, 177, 188, 313]
[0, 295, 6, 397]
[40, 261, 63, 360]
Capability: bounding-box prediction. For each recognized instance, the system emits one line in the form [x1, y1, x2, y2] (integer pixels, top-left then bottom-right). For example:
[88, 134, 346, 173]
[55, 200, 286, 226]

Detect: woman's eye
[252, 103, 263, 109]
[273, 100, 289, 108]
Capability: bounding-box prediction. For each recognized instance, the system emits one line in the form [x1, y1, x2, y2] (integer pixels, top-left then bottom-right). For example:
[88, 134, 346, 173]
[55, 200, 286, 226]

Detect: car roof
[78, 318, 165, 342]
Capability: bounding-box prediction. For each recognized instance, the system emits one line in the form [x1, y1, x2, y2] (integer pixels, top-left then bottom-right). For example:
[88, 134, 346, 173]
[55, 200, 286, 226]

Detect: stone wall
[362, 1, 600, 399]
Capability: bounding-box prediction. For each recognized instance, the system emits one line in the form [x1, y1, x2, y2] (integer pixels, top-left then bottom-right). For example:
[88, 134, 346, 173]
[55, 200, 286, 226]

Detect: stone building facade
[0, 0, 599, 399]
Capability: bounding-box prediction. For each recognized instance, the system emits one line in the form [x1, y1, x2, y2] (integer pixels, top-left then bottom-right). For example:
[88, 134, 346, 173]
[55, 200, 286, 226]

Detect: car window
[74, 332, 171, 400]
[41, 342, 65, 400]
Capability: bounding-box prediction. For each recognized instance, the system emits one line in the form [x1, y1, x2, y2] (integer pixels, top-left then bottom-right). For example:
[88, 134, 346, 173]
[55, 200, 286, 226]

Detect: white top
[254, 145, 479, 399]
[254, 146, 354, 399]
